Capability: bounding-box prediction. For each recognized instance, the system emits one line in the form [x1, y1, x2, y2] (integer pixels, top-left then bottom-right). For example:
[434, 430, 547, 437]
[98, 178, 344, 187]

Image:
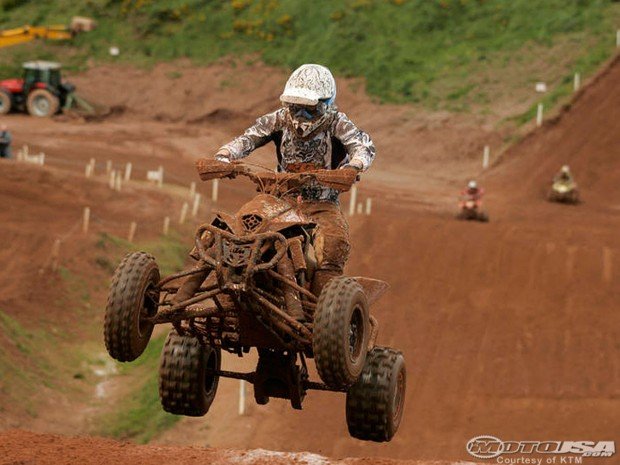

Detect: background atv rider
[174, 63, 376, 309]
[462, 180, 484, 200]
[554, 164, 575, 185]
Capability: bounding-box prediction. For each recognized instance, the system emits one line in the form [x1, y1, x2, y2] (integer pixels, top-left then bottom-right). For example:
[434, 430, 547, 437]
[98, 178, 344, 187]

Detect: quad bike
[457, 197, 489, 222]
[548, 180, 579, 204]
[103, 160, 406, 442]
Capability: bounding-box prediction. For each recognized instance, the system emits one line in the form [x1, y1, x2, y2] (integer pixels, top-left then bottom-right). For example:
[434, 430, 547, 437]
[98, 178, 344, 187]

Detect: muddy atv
[103, 160, 406, 442]
[548, 180, 579, 204]
[457, 198, 489, 222]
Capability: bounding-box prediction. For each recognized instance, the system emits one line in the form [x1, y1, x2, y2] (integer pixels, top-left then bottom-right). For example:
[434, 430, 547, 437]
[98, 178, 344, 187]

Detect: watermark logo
[466, 436, 615, 461]
[467, 435, 506, 459]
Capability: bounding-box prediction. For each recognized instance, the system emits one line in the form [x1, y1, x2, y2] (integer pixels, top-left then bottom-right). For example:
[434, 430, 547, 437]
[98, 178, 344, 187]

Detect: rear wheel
[26, 89, 59, 117]
[104, 252, 160, 362]
[313, 277, 369, 388]
[0, 90, 12, 115]
[346, 346, 406, 442]
[159, 330, 221, 416]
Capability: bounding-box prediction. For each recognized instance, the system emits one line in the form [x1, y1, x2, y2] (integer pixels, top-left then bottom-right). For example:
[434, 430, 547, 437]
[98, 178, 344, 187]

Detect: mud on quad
[104, 160, 406, 442]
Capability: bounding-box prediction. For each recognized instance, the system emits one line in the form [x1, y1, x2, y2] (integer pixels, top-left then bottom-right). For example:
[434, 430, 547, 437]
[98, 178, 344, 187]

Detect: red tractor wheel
[26, 89, 59, 117]
[0, 90, 11, 115]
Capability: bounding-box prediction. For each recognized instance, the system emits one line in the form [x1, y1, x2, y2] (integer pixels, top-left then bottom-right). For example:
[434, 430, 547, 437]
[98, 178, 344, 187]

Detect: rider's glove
[215, 149, 231, 163]
[340, 159, 363, 171]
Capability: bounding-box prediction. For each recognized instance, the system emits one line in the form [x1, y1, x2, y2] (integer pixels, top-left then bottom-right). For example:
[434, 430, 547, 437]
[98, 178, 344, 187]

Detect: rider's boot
[277, 255, 305, 322]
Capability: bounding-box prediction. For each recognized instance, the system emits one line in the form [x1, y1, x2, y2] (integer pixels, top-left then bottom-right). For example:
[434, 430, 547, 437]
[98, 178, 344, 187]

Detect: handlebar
[195, 158, 358, 193]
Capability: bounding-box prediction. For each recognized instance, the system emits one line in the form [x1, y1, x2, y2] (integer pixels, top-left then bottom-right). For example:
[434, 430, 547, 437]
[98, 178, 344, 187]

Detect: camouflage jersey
[219, 107, 376, 202]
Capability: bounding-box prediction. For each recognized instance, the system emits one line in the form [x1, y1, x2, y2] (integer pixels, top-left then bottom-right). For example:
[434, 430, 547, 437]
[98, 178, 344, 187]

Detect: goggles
[286, 101, 328, 120]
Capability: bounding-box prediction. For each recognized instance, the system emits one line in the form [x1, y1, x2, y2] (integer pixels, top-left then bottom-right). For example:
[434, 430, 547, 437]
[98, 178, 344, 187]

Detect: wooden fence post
[127, 221, 137, 242]
[348, 185, 358, 216]
[179, 202, 189, 224]
[82, 207, 90, 234]
[163, 216, 170, 235]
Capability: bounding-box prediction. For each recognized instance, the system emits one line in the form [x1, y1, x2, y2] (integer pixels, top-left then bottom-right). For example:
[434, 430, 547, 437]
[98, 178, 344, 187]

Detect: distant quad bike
[104, 160, 406, 442]
[548, 180, 579, 204]
[0, 61, 75, 117]
[457, 197, 489, 222]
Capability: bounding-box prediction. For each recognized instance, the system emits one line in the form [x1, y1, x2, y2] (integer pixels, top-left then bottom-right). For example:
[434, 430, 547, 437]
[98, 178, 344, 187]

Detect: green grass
[0, 309, 56, 407]
[95, 231, 188, 276]
[0, 227, 189, 433]
[100, 334, 180, 444]
[92, 231, 188, 442]
[1, 0, 619, 111]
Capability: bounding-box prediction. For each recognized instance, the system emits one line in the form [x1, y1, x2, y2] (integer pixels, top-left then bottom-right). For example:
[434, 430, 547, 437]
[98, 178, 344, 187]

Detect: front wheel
[346, 346, 406, 442]
[159, 330, 221, 416]
[26, 89, 59, 117]
[313, 276, 369, 388]
[104, 252, 160, 362]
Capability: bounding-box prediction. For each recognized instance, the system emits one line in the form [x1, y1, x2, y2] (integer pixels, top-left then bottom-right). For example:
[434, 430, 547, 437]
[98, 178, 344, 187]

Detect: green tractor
[0, 61, 96, 117]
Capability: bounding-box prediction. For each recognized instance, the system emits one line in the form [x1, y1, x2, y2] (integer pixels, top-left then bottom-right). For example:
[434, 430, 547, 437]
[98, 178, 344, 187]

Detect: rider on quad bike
[457, 180, 489, 222]
[174, 64, 376, 312]
[104, 64, 406, 443]
[549, 165, 579, 204]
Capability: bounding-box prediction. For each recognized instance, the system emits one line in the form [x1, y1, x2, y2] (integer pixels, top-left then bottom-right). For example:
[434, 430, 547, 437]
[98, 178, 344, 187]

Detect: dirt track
[0, 430, 477, 465]
[0, 55, 618, 463]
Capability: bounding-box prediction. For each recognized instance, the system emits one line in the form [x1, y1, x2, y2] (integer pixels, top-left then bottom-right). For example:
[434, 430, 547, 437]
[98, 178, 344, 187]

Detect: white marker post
[106, 160, 112, 175]
[109, 170, 116, 189]
[573, 73, 581, 92]
[179, 202, 189, 224]
[50, 238, 61, 272]
[357, 202, 363, 215]
[37, 152, 45, 166]
[85, 163, 92, 178]
[211, 179, 219, 203]
[192, 193, 201, 218]
[124, 162, 132, 182]
[536, 103, 544, 127]
[127, 221, 137, 243]
[82, 207, 90, 234]
[365, 198, 372, 215]
[603, 247, 613, 284]
[482, 145, 490, 169]
[348, 185, 358, 216]
[89, 158, 96, 175]
[18, 145, 28, 161]
[158, 165, 164, 188]
[189, 181, 196, 198]
[238, 380, 246, 416]
[163, 216, 170, 235]
[114, 171, 122, 192]
[616, 29, 620, 48]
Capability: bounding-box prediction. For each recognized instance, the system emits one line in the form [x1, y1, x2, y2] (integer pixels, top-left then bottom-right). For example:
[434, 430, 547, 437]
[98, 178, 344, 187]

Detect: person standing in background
[0, 124, 12, 159]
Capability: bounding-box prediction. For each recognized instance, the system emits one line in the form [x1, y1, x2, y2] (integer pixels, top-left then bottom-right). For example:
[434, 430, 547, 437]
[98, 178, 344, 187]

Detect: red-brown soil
[0, 54, 618, 464]
[0, 430, 476, 465]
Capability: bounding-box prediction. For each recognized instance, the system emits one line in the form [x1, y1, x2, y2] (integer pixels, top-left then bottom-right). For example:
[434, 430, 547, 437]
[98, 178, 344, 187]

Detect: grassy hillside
[1, 0, 619, 112]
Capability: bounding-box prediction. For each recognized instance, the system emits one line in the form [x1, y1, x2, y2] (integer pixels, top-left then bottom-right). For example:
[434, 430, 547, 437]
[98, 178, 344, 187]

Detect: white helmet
[561, 165, 570, 173]
[280, 64, 336, 106]
[468, 180, 478, 189]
